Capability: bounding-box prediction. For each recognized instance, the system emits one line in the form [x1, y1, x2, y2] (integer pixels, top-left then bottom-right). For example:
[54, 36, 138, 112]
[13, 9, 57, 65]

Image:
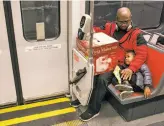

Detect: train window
[123, 1, 163, 29]
[85, 1, 121, 26]
[86, 1, 163, 29]
[20, 1, 60, 42]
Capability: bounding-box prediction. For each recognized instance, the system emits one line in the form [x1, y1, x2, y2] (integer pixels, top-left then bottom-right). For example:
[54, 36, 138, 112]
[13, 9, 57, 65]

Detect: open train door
[71, 1, 95, 106]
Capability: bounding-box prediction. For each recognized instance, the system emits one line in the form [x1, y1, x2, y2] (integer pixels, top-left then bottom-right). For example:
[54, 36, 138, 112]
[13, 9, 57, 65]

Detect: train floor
[0, 97, 164, 126]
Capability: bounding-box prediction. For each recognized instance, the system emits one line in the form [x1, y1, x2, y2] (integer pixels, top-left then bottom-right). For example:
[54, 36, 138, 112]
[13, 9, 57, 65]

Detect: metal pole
[121, 1, 123, 7]
[88, 1, 94, 64]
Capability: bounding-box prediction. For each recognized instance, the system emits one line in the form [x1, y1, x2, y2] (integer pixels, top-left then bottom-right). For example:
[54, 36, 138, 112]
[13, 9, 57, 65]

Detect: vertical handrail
[3, 1, 24, 105]
[88, 1, 94, 64]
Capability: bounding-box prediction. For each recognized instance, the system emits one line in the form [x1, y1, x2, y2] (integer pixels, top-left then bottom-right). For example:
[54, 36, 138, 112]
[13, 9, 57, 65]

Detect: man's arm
[129, 33, 148, 73]
[93, 22, 112, 35]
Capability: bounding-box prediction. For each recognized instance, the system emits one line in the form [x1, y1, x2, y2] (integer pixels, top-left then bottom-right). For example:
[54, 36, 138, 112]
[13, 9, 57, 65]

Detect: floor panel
[0, 97, 82, 126]
[1, 98, 164, 126]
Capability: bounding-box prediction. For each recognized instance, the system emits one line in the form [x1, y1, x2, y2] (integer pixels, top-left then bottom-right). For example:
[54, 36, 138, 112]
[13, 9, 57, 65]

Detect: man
[71, 7, 148, 121]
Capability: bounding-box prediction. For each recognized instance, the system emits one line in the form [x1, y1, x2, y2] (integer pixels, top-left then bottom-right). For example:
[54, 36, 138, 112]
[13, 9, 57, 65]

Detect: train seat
[107, 39, 164, 105]
[142, 30, 152, 42]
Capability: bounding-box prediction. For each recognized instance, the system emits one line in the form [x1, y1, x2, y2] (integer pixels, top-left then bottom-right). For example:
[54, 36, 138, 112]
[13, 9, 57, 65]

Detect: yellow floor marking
[54, 119, 85, 126]
[0, 97, 70, 114]
[0, 107, 76, 126]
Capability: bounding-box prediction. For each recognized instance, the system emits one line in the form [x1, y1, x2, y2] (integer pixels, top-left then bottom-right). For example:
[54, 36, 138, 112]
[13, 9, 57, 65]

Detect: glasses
[116, 19, 131, 25]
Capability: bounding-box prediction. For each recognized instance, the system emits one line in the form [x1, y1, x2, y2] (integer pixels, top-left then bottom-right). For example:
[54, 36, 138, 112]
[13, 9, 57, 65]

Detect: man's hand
[121, 68, 133, 80]
[144, 86, 151, 98]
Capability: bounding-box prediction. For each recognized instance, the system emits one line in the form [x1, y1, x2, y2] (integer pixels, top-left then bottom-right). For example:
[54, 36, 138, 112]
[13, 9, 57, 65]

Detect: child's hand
[144, 86, 151, 98]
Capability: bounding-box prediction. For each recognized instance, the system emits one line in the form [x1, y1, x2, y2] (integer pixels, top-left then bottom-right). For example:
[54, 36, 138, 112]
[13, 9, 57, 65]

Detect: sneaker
[115, 84, 133, 91]
[123, 80, 130, 85]
[79, 109, 100, 122]
[70, 99, 81, 107]
[120, 90, 134, 99]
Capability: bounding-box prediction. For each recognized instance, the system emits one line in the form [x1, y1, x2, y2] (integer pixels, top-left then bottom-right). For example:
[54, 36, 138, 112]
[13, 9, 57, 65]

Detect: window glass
[123, 1, 163, 29]
[20, 1, 60, 41]
[86, 1, 163, 29]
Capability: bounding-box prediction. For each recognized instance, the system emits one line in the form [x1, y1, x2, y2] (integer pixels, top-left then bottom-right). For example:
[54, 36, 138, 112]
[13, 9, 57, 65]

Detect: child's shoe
[120, 90, 134, 99]
[115, 80, 133, 91]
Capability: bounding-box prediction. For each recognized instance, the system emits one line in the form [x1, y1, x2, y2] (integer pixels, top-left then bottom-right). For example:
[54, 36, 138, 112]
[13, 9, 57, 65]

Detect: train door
[10, 1, 69, 101]
[0, 1, 17, 105]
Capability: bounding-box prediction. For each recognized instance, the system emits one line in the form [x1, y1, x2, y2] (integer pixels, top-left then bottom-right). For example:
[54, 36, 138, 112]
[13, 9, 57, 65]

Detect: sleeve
[128, 33, 148, 73]
[93, 25, 106, 33]
[93, 22, 111, 35]
[140, 64, 152, 87]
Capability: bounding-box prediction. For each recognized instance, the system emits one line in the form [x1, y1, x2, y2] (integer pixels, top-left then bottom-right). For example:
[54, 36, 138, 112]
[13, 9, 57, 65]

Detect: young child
[112, 50, 152, 99]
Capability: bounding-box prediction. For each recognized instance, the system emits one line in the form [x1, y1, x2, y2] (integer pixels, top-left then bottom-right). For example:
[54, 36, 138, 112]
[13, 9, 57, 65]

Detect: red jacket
[93, 22, 148, 73]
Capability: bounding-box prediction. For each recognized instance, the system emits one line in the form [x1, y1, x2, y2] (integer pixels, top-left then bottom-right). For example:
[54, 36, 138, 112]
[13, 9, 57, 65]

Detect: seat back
[147, 45, 164, 88]
[141, 30, 152, 42]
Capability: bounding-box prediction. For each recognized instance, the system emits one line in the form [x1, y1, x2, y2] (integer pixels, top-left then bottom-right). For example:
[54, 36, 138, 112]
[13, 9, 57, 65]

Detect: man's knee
[98, 71, 113, 83]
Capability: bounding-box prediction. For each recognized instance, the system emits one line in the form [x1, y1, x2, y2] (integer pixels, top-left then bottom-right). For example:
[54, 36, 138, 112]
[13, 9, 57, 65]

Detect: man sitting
[71, 7, 149, 122]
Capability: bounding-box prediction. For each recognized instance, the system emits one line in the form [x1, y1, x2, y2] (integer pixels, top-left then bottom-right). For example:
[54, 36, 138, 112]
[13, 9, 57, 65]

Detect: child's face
[125, 52, 134, 65]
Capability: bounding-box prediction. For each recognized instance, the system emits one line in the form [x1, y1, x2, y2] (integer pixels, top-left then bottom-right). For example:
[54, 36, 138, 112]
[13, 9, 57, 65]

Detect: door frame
[3, 1, 24, 105]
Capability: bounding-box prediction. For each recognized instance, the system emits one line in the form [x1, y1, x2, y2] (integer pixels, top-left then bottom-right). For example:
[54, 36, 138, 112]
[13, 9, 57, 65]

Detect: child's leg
[117, 74, 136, 99]
[115, 78, 133, 91]
[130, 73, 144, 93]
[132, 85, 144, 92]
[129, 74, 137, 87]
[112, 76, 119, 86]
